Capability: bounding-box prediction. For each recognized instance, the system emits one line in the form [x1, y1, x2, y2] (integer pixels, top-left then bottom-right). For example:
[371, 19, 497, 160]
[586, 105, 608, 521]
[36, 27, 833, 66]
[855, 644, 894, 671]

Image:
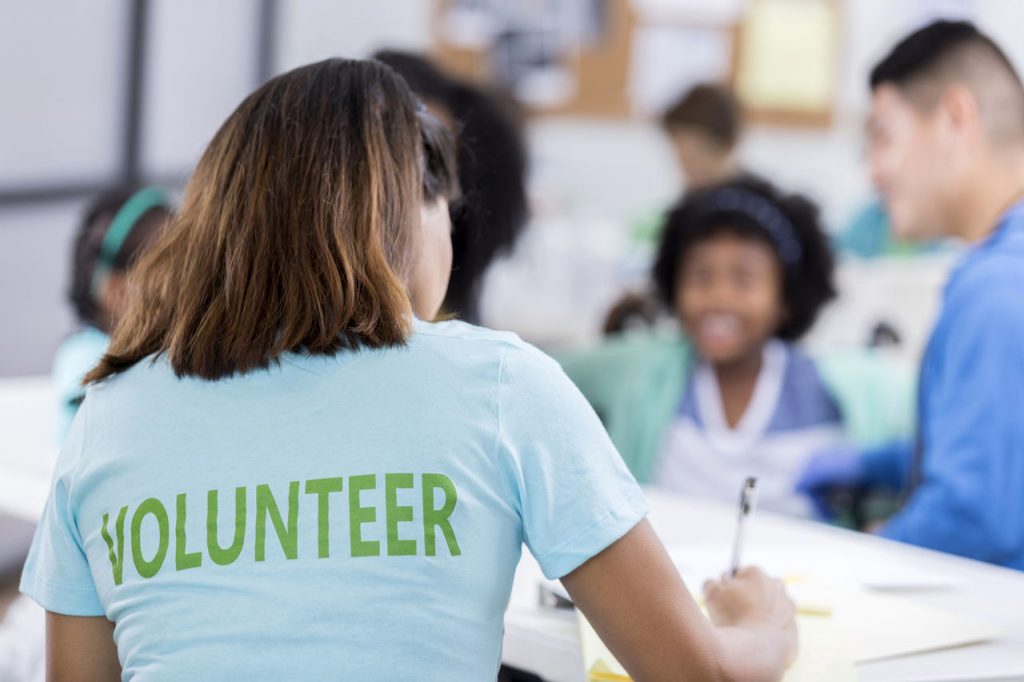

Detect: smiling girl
[562, 177, 914, 516]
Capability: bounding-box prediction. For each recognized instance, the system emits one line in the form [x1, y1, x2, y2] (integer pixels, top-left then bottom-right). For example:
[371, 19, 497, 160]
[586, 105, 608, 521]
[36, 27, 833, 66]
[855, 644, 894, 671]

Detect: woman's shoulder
[52, 327, 110, 399]
[411, 318, 562, 381]
[412, 317, 528, 350]
[82, 352, 171, 402]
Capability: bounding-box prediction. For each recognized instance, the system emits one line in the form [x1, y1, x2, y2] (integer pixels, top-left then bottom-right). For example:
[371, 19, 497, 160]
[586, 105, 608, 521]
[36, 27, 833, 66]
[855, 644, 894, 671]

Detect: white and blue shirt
[656, 341, 845, 515]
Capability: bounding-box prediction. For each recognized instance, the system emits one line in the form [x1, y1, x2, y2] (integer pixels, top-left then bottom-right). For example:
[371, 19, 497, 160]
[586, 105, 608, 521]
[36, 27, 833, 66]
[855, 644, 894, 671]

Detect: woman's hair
[69, 187, 172, 331]
[652, 176, 836, 341]
[86, 58, 459, 383]
[374, 50, 529, 323]
[661, 83, 743, 150]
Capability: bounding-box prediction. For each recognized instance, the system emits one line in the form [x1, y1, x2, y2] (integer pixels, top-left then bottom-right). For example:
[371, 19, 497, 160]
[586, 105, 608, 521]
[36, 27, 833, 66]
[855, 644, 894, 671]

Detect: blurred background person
[374, 50, 529, 324]
[53, 186, 172, 443]
[628, 82, 752, 259]
[662, 83, 746, 193]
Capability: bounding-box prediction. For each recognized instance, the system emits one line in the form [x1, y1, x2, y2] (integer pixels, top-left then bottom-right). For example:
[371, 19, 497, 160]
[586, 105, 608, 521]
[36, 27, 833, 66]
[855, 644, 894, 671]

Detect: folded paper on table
[829, 584, 999, 663]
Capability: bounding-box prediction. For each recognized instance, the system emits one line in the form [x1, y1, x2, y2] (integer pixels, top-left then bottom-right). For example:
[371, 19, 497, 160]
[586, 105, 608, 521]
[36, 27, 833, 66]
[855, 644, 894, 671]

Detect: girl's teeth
[701, 314, 740, 337]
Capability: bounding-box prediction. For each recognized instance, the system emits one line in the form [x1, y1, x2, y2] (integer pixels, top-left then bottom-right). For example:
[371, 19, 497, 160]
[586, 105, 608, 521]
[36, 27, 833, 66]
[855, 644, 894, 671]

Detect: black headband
[696, 187, 803, 266]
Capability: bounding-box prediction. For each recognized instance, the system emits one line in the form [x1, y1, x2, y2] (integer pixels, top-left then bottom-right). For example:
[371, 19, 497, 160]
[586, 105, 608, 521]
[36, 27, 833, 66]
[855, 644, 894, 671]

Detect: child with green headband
[53, 187, 172, 443]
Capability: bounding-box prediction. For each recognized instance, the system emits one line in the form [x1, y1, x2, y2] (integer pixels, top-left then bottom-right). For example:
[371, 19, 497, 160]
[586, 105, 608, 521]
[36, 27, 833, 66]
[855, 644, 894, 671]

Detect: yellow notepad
[577, 610, 857, 682]
[578, 578, 858, 682]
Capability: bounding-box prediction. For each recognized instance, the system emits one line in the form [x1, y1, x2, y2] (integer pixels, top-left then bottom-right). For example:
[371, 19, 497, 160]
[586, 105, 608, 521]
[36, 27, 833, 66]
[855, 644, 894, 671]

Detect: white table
[503, 489, 1024, 682]
[0, 376, 55, 522]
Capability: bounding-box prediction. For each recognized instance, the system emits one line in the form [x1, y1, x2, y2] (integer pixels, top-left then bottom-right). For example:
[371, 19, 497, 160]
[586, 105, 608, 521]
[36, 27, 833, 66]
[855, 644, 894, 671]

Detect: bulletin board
[430, 0, 839, 127]
[431, 0, 638, 118]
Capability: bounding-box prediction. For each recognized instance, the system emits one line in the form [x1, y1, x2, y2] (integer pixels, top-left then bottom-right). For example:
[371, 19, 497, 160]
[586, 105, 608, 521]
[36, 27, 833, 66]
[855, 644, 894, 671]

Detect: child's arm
[562, 519, 797, 682]
[46, 612, 120, 682]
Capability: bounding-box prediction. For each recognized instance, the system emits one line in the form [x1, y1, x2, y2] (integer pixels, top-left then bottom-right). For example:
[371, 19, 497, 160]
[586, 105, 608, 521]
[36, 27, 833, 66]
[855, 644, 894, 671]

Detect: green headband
[91, 186, 170, 297]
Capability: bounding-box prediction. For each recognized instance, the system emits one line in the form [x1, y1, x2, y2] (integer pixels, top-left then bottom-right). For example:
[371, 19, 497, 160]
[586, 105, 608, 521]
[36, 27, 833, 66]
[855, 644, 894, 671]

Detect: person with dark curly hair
[561, 177, 914, 515]
[373, 50, 529, 324]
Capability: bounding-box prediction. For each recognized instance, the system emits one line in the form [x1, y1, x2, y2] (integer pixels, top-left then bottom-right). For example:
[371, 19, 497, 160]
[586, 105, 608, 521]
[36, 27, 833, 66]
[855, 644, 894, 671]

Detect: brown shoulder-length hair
[86, 58, 458, 383]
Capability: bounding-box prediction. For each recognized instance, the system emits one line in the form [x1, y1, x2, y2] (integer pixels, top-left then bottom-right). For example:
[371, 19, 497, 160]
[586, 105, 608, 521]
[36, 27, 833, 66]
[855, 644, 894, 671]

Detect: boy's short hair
[661, 84, 743, 149]
[652, 176, 836, 341]
[870, 20, 1024, 142]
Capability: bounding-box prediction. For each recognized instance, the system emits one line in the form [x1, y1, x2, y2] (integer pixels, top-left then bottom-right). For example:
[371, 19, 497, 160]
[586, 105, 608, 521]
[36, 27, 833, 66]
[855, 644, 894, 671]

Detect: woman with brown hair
[20, 59, 795, 681]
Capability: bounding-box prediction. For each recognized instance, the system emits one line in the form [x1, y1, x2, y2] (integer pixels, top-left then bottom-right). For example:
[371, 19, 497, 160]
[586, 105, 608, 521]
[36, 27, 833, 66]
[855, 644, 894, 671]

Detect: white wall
[0, 0, 127, 188]
[141, 0, 261, 179]
[0, 201, 85, 375]
[275, 0, 431, 70]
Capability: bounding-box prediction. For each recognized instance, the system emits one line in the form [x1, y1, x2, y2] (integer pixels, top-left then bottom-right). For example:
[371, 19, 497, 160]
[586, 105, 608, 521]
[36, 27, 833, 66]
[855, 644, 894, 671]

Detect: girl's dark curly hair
[653, 175, 836, 341]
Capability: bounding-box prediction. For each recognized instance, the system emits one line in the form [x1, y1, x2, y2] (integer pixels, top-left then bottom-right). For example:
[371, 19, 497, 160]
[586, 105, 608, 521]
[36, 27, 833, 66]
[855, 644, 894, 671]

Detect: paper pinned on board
[734, 0, 836, 112]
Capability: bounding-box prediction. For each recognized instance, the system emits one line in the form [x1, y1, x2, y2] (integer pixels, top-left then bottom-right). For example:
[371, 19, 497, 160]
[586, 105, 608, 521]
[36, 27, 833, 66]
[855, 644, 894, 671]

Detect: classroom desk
[502, 488, 1024, 682]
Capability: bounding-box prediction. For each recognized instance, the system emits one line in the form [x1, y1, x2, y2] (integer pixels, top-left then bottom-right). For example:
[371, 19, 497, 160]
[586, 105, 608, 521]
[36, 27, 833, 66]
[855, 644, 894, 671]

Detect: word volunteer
[100, 473, 462, 585]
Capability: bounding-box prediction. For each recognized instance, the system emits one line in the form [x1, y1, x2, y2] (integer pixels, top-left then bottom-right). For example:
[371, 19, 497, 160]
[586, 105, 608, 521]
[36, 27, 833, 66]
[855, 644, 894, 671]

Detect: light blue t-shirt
[21, 319, 647, 680]
[52, 326, 110, 445]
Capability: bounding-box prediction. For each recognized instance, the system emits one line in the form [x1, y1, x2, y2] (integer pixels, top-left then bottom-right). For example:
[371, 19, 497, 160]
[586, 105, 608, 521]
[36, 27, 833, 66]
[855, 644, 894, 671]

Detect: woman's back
[23, 320, 645, 680]
[21, 58, 797, 682]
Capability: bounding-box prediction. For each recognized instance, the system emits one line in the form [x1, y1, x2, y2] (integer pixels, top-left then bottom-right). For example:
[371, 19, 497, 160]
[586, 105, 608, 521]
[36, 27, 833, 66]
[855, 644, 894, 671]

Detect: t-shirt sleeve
[496, 343, 649, 579]
[20, 397, 105, 616]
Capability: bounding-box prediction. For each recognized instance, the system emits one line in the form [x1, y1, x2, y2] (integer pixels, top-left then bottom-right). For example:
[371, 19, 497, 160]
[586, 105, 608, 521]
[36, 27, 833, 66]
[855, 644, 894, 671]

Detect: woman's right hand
[563, 522, 799, 681]
[704, 566, 798, 666]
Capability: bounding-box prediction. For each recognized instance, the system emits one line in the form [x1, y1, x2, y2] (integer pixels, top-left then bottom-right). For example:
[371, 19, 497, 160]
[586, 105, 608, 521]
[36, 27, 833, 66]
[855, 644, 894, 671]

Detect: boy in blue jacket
[798, 20, 1024, 570]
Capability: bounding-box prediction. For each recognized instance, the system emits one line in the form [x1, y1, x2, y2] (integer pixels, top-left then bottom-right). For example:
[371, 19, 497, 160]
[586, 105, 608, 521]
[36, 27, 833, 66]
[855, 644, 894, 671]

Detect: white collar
[693, 340, 787, 457]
